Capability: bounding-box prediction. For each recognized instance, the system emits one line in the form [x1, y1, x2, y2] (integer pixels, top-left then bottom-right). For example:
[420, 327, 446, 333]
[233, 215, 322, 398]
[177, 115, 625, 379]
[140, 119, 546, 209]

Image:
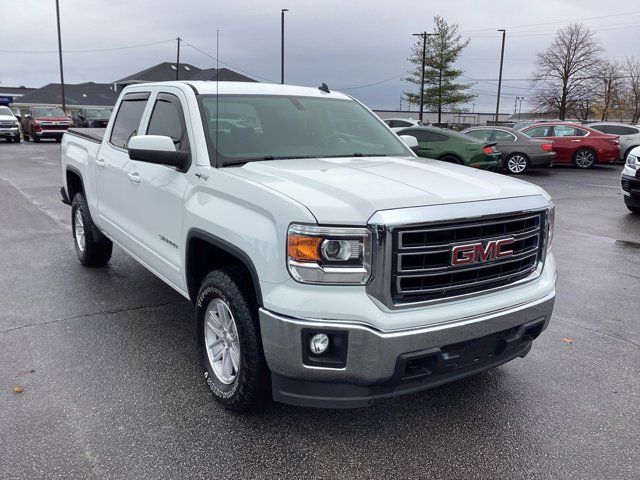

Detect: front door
[125, 90, 192, 290]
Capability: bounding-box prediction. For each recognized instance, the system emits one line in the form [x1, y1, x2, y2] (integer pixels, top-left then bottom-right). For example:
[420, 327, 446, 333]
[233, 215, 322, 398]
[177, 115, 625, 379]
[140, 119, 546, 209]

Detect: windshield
[199, 95, 410, 165]
[84, 108, 112, 119]
[34, 107, 66, 117]
[0, 106, 14, 116]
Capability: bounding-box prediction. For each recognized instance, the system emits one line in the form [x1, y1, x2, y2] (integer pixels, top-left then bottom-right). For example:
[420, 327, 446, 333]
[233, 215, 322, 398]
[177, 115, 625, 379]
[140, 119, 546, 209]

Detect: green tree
[404, 16, 476, 123]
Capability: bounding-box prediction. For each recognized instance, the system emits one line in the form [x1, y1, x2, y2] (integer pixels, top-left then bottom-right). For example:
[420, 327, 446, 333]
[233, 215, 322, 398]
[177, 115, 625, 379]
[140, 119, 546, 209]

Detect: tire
[624, 146, 638, 162]
[55, 137, 62, 143]
[573, 148, 596, 169]
[33, 135, 40, 143]
[439, 155, 463, 165]
[627, 205, 640, 214]
[14, 136, 21, 144]
[504, 153, 529, 174]
[71, 193, 112, 267]
[196, 267, 269, 412]
[23, 133, 29, 141]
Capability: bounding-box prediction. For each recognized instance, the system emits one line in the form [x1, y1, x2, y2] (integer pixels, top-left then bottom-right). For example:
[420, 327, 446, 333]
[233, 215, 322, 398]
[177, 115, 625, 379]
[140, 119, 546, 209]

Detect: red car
[521, 122, 620, 169]
[21, 106, 73, 143]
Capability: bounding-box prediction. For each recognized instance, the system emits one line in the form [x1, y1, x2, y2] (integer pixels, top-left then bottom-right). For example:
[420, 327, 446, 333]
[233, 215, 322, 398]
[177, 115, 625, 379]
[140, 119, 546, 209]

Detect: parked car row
[0, 106, 21, 143]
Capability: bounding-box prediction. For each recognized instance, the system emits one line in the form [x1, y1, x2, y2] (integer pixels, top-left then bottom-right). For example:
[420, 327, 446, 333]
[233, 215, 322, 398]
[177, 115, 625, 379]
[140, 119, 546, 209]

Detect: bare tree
[593, 60, 623, 120]
[531, 23, 603, 120]
[623, 56, 640, 123]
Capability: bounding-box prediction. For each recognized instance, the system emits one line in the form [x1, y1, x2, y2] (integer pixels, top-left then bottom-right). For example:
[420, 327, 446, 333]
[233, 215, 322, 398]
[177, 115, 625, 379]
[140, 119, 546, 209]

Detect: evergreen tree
[404, 16, 476, 123]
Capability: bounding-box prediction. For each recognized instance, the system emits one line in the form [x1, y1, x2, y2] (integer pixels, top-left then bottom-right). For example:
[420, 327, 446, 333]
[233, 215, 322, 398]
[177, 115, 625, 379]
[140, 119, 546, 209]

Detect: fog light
[309, 333, 329, 355]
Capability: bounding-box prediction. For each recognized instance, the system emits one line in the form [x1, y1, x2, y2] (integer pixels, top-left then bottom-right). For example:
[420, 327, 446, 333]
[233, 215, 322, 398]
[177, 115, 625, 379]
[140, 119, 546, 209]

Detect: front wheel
[574, 149, 596, 169]
[14, 135, 21, 143]
[505, 153, 529, 174]
[71, 193, 113, 267]
[197, 267, 269, 412]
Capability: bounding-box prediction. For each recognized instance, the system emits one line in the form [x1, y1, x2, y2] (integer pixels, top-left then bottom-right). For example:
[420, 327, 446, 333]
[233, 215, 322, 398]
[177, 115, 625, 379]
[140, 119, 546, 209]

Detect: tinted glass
[553, 125, 587, 137]
[200, 95, 409, 164]
[402, 129, 430, 143]
[147, 94, 189, 152]
[396, 120, 412, 127]
[109, 98, 147, 149]
[493, 130, 516, 141]
[465, 130, 491, 141]
[594, 124, 638, 135]
[525, 126, 552, 138]
[34, 107, 66, 117]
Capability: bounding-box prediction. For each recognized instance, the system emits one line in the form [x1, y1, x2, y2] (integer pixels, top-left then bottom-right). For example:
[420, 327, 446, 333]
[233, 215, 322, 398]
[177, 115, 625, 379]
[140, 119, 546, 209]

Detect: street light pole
[494, 29, 506, 124]
[55, 0, 66, 113]
[412, 32, 435, 123]
[518, 96, 525, 120]
[176, 37, 181, 80]
[281, 9, 288, 84]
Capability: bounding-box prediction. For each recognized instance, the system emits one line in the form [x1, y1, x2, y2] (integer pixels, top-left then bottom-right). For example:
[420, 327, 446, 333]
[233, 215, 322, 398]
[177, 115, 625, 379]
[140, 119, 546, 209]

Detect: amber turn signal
[287, 234, 322, 262]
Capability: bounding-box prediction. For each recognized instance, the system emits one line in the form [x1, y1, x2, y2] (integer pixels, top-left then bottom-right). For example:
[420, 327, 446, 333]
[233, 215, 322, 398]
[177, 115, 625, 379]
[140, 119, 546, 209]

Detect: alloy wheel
[74, 209, 86, 252]
[204, 298, 240, 385]
[506, 154, 527, 174]
[575, 150, 595, 168]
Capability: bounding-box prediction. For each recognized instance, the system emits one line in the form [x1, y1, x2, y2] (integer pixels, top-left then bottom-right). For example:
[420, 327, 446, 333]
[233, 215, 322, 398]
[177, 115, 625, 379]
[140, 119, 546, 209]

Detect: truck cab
[60, 81, 556, 410]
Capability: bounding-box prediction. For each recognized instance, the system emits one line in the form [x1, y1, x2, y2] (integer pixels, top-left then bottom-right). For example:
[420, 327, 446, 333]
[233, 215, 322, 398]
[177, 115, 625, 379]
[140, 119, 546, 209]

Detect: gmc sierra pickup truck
[60, 81, 556, 411]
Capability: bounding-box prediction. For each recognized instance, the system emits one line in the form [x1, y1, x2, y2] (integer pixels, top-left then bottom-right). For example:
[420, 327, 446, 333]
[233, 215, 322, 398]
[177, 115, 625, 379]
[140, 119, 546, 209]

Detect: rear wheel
[196, 267, 269, 412]
[627, 205, 640, 214]
[505, 153, 529, 174]
[439, 155, 463, 165]
[573, 149, 596, 169]
[71, 193, 112, 267]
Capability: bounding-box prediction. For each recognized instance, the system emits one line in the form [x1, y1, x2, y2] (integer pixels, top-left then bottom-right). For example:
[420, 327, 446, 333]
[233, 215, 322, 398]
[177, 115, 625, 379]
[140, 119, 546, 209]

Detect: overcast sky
[1, 0, 639, 113]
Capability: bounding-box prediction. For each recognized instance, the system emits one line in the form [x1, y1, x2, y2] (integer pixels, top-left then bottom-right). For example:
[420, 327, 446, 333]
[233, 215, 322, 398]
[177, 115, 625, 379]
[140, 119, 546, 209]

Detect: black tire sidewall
[197, 284, 242, 399]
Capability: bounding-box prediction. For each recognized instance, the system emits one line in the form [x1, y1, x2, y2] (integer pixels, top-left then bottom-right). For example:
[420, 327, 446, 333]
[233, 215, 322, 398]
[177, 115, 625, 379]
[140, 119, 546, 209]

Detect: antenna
[216, 29, 220, 168]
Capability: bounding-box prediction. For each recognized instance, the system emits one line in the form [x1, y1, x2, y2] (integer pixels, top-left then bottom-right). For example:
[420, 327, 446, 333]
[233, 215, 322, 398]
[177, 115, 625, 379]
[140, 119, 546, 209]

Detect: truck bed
[66, 128, 106, 143]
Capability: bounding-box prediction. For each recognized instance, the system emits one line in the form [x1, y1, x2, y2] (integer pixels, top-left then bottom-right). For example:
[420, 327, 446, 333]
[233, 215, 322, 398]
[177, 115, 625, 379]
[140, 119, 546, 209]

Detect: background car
[21, 106, 73, 143]
[521, 122, 620, 169]
[0, 106, 21, 143]
[587, 122, 640, 161]
[396, 125, 501, 170]
[462, 126, 555, 174]
[621, 145, 640, 214]
[383, 117, 424, 131]
[72, 108, 113, 128]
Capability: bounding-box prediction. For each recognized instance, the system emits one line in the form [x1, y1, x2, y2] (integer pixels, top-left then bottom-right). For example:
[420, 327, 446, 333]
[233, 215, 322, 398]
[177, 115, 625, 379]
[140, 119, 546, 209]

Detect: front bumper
[34, 129, 68, 139]
[622, 172, 640, 207]
[0, 127, 19, 138]
[260, 292, 555, 408]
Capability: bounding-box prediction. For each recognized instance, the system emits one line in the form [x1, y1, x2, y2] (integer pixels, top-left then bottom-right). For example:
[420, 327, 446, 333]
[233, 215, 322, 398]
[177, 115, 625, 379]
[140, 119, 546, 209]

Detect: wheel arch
[185, 228, 263, 307]
[66, 165, 85, 201]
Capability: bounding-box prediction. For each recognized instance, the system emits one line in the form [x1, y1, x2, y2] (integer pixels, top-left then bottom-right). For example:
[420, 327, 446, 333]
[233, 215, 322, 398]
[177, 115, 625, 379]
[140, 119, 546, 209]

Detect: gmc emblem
[451, 237, 515, 266]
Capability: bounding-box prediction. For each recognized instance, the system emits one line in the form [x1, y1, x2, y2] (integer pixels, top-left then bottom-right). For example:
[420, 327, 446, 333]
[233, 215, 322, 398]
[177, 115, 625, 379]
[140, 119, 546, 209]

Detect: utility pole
[176, 37, 181, 80]
[412, 32, 436, 123]
[281, 9, 288, 84]
[513, 96, 518, 115]
[55, 0, 66, 113]
[494, 29, 506, 124]
[518, 96, 524, 120]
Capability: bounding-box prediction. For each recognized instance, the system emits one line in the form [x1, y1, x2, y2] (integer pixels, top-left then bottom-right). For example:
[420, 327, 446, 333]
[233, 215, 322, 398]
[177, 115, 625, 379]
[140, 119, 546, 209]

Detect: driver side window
[146, 93, 190, 153]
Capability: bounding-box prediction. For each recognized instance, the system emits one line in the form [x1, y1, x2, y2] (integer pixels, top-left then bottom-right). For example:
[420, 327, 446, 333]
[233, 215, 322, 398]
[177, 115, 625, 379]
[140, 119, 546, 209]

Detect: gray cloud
[1, 0, 638, 113]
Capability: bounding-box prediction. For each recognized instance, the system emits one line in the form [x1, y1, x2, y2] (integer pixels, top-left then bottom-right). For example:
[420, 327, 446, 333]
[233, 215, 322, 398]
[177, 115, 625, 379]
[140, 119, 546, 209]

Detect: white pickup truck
[60, 81, 556, 410]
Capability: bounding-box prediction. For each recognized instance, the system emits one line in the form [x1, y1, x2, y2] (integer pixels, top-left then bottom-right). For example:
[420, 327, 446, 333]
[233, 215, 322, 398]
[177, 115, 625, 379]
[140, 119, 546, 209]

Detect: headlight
[546, 203, 555, 250]
[626, 154, 639, 169]
[287, 223, 371, 284]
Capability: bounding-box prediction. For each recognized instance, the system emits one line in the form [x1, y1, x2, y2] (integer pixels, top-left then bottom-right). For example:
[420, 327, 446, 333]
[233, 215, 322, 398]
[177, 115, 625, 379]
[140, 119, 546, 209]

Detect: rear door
[550, 125, 589, 163]
[96, 92, 149, 244]
[125, 89, 192, 289]
[402, 129, 448, 158]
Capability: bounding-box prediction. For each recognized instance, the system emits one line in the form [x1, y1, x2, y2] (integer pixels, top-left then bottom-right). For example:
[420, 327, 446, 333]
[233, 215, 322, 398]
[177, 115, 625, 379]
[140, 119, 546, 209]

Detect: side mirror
[399, 135, 420, 154]
[128, 135, 189, 169]
[24, 113, 31, 119]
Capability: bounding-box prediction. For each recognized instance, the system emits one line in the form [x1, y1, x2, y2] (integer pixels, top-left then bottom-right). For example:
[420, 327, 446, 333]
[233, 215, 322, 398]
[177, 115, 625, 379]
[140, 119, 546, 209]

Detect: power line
[0, 39, 175, 54]
[180, 40, 278, 83]
[338, 72, 409, 90]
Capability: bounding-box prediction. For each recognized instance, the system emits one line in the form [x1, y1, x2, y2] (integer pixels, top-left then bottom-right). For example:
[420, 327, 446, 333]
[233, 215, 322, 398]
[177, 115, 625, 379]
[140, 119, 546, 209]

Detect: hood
[0, 114, 17, 122]
[228, 156, 549, 224]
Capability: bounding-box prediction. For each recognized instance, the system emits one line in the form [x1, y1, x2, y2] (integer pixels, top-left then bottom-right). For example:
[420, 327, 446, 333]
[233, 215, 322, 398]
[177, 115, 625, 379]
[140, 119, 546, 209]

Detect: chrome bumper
[260, 293, 555, 407]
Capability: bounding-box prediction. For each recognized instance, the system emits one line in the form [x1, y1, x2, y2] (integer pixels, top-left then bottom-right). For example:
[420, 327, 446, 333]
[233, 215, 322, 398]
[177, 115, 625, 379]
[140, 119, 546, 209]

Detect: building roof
[14, 82, 118, 107]
[0, 86, 35, 96]
[187, 68, 256, 82]
[115, 62, 202, 84]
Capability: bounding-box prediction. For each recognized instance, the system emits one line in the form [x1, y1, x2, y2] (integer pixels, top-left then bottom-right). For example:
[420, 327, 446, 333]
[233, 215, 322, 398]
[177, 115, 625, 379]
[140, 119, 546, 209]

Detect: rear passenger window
[525, 126, 552, 138]
[465, 130, 491, 141]
[146, 93, 190, 152]
[493, 130, 516, 141]
[109, 94, 149, 149]
[598, 125, 639, 135]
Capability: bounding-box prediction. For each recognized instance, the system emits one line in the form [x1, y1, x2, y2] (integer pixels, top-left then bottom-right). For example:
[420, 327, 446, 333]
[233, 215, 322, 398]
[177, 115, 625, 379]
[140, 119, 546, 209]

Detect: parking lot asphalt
[0, 141, 638, 480]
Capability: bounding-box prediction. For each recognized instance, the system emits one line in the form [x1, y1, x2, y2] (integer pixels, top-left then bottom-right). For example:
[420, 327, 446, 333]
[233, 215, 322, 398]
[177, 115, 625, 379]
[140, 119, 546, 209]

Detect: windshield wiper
[222, 155, 321, 167]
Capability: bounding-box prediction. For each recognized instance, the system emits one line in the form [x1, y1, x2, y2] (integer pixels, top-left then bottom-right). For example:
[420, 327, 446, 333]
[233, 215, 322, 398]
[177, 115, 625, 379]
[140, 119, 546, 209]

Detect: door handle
[571, 139, 581, 142]
[128, 171, 141, 183]
[96, 158, 106, 168]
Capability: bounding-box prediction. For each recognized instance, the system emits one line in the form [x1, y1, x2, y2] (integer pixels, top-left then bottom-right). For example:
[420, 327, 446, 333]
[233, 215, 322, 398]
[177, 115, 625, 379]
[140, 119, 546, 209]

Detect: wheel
[573, 149, 596, 169]
[55, 137, 62, 143]
[504, 153, 529, 174]
[14, 136, 21, 143]
[33, 135, 40, 143]
[197, 267, 269, 412]
[439, 155, 463, 165]
[23, 133, 29, 141]
[71, 193, 112, 267]
[627, 205, 640, 214]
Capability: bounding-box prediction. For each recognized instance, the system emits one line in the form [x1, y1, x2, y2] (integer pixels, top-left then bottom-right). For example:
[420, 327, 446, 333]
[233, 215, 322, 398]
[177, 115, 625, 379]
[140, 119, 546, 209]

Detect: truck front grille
[391, 212, 545, 304]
